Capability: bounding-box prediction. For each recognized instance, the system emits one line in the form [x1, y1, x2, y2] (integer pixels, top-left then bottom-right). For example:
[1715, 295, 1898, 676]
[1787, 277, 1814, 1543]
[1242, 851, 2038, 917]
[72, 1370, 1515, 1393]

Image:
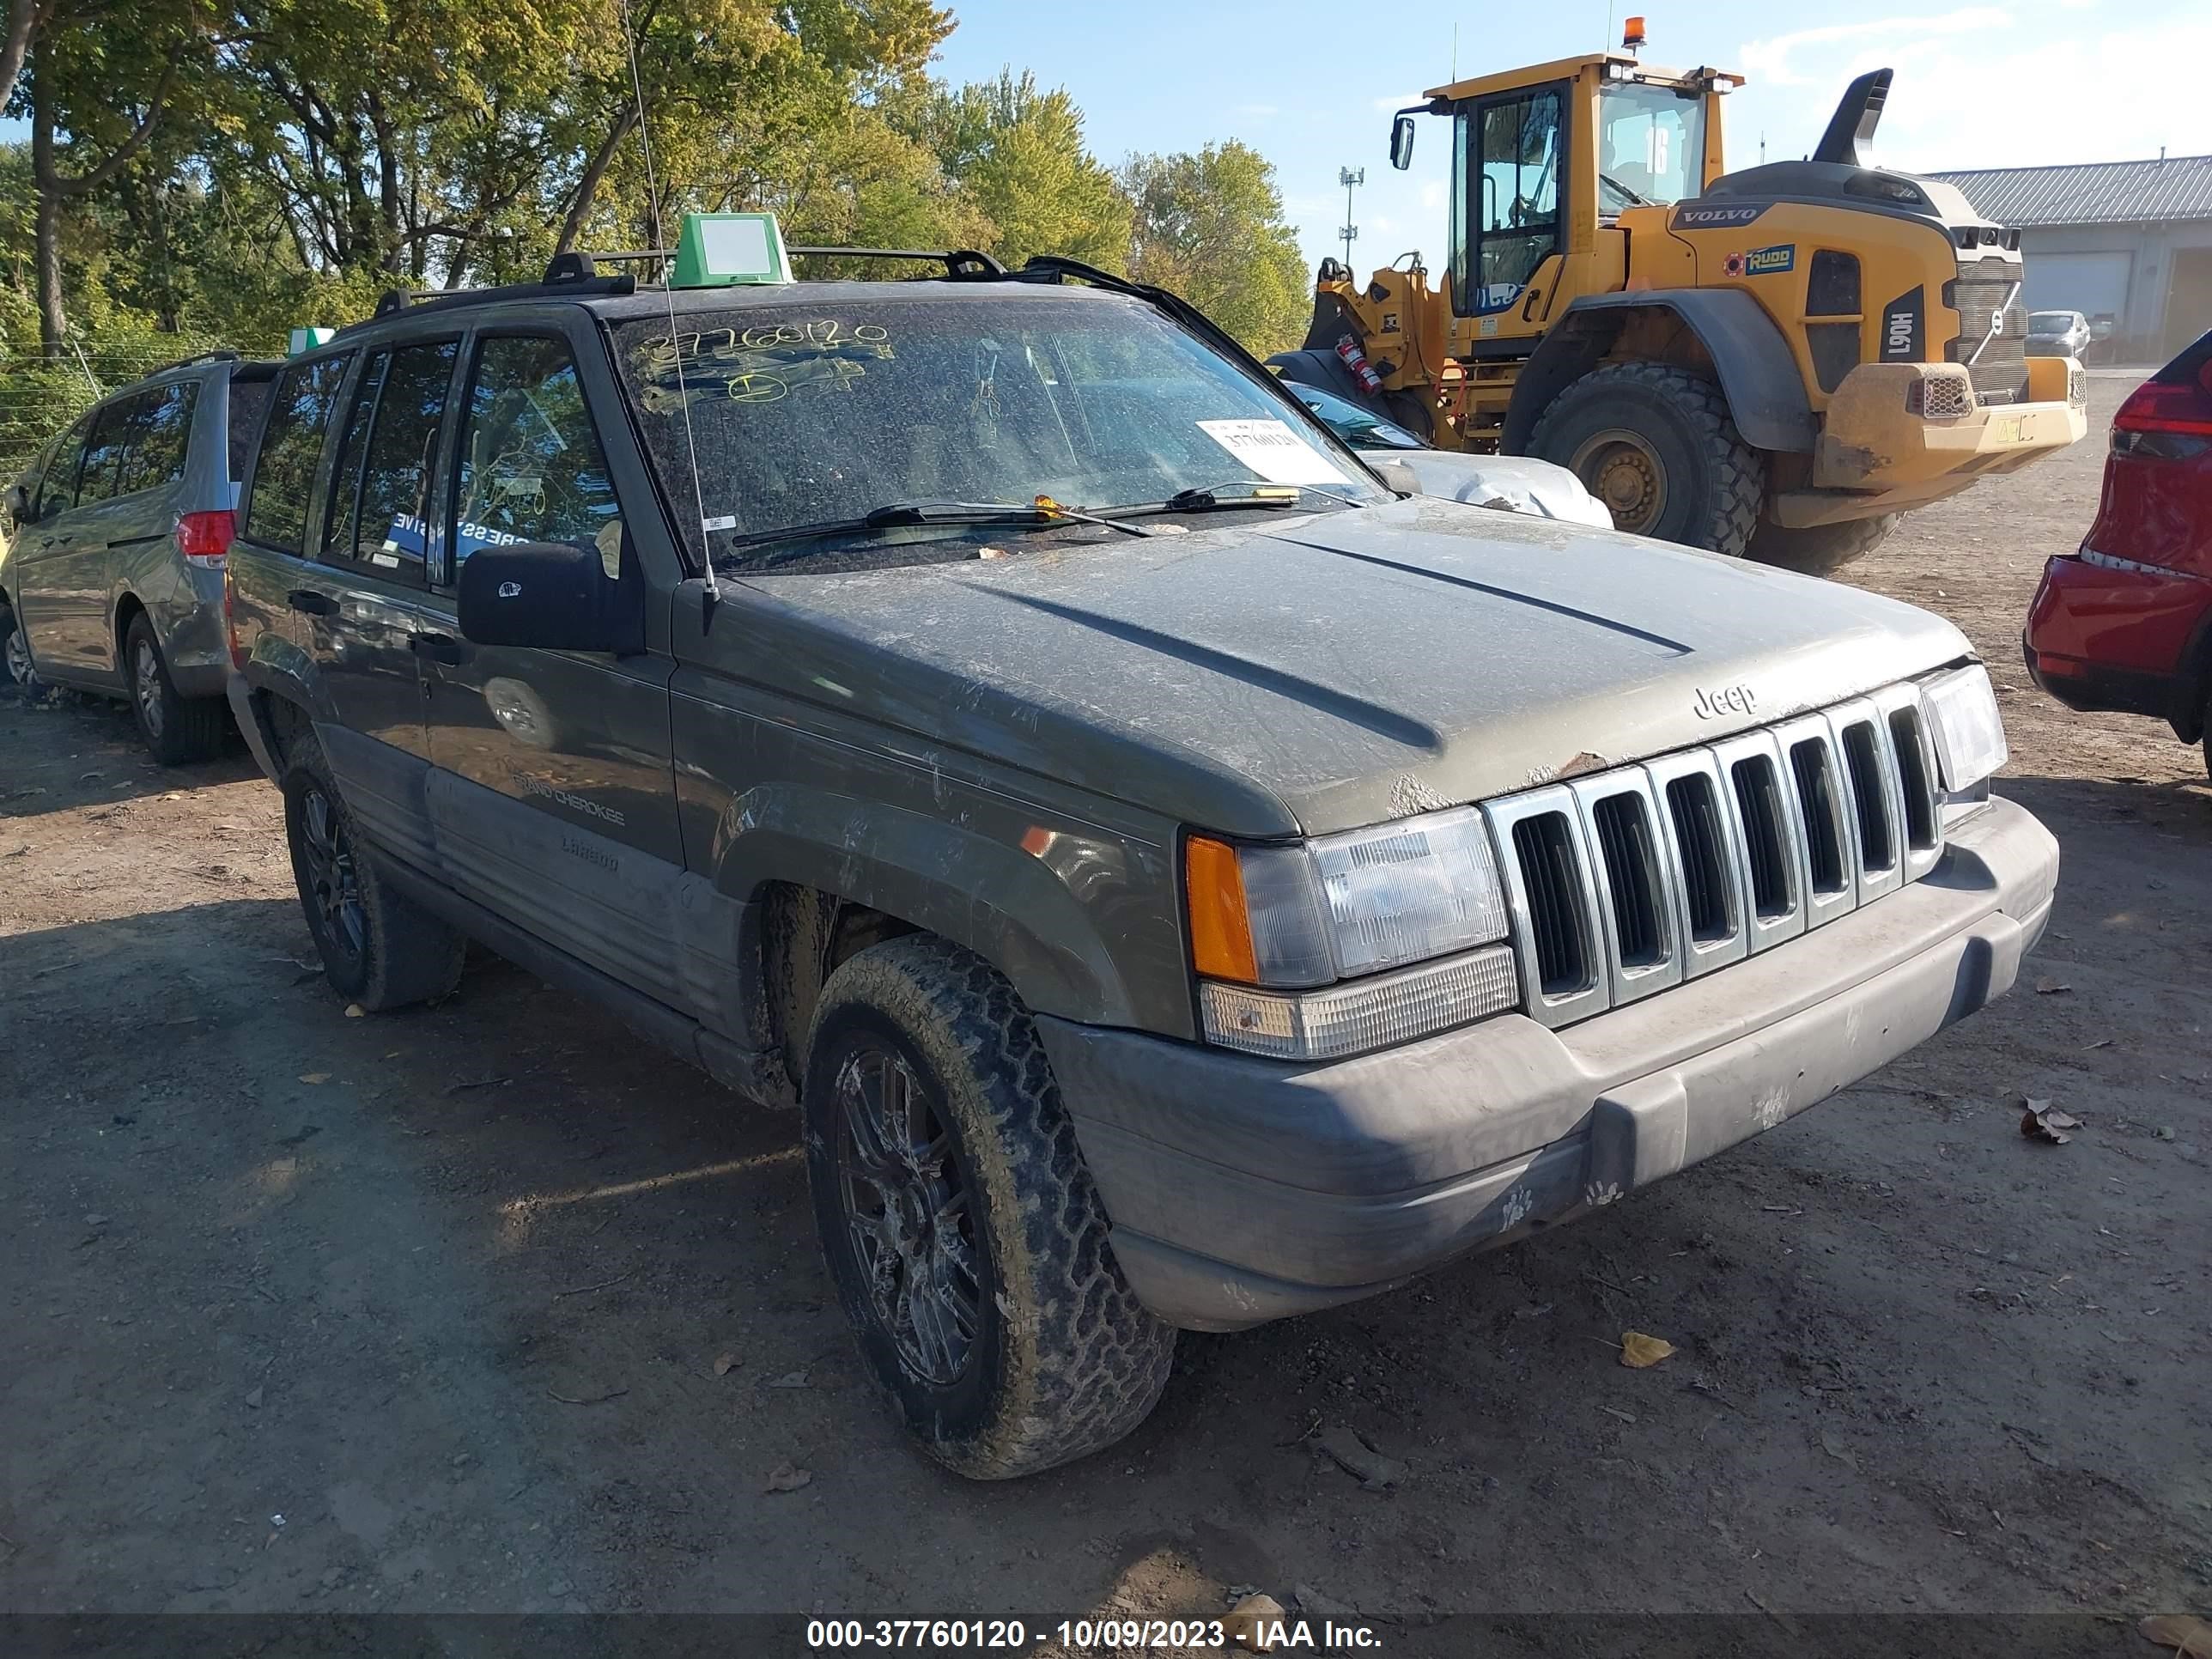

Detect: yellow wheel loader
[1273, 33, 2087, 572]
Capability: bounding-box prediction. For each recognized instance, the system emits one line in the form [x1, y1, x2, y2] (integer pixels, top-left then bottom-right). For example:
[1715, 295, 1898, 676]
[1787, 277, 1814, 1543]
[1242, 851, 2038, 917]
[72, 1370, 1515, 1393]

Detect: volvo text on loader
[1273, 31, 2087, 573]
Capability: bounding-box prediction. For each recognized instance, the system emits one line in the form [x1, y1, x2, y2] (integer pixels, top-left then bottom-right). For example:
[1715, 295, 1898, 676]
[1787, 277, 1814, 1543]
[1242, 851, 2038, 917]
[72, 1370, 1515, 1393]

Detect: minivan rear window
[244, 354, 354, 553]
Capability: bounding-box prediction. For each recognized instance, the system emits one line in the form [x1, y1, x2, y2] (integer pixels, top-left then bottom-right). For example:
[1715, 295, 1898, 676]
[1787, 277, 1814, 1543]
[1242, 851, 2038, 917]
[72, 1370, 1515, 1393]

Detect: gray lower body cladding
[1038, 798, 2057, 1332]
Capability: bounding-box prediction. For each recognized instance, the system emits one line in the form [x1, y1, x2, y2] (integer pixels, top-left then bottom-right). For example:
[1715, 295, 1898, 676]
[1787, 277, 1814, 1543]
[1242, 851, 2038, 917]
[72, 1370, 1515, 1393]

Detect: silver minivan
[3, 353, 276, 761]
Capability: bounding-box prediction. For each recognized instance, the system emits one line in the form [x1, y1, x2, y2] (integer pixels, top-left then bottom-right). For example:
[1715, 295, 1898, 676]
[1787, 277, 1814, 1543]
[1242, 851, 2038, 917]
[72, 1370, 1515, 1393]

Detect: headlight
[1184, 806, 1520, 1059]
[1919, 664, 2008, 827]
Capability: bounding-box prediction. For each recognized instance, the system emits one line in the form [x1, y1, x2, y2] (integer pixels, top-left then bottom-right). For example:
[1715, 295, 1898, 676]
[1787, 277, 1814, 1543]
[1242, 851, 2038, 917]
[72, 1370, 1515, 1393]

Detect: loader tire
[1743, 513, 1900, 577]
[1528, 362, 1763, 556]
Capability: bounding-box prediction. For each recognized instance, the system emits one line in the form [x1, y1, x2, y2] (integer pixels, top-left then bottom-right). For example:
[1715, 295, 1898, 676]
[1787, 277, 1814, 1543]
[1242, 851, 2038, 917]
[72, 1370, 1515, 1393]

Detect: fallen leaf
[764, 1370, 810, 1389]
[2034, 977, 2072, 995]
[299, 1073, 330, 1085]
[1225, 1593, 1288, 1651]
[713, 1352, 739, 1377]
[1620, 1331, 1676, 1369]
[763, 1462, 812, 1494]
[1313, 1426, 1403, 1491]
[1819, 1428, 1858, 1470]
[2021, 1100, 2081, 1144]
[2140, 1614, 2212, 1657]
[244, 1386, 264, 1409]
[343, 1004, 365, 1018]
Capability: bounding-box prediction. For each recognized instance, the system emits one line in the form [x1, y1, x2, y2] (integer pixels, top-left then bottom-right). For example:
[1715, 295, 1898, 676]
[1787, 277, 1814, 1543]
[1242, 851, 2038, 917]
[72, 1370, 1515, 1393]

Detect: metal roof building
[1930, 155, 2212, 360]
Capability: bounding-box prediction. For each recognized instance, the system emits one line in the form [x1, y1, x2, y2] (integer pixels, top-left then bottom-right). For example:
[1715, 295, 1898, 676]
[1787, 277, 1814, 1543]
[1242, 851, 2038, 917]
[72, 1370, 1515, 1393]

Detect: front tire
[1528, 362, 1764, 556]
[1744, 513, 1900, 576]
[281, 730, 465, 1011]
[125, 613, 227, 764]
[803, 934, 1175, 1480]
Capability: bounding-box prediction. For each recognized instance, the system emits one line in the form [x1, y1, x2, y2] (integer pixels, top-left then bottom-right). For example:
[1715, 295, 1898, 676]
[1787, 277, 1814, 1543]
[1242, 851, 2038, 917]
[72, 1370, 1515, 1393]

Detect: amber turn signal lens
[1184, 835, 1259, 983]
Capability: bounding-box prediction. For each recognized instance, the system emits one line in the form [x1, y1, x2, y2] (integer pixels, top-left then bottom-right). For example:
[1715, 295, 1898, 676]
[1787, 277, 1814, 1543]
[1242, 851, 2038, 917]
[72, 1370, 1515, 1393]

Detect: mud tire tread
[805, 933, 1175, 1480]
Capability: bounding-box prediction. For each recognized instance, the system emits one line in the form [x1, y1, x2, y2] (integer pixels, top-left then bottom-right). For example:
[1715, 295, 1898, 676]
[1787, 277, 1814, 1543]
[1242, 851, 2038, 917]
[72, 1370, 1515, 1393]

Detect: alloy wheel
[832, 1045, 983, 1386]
[3, 621, 33, 689]
[133, 639, 165, 738]
[298, 785, 368, 969]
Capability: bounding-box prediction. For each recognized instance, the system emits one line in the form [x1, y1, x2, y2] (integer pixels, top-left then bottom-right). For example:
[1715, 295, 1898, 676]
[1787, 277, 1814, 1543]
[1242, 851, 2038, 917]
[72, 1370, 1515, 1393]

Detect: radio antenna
[618, 0, 720, 605]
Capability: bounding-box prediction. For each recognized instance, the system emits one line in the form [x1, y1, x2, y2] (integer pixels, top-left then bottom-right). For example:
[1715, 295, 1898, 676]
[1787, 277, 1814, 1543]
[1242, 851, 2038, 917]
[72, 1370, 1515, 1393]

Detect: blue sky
[933, 0, 2212, 272]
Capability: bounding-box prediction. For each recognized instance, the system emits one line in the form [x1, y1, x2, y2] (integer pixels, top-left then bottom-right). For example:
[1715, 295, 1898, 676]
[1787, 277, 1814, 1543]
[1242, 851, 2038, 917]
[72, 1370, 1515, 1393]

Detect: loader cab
[1403, 53, 1735, 334]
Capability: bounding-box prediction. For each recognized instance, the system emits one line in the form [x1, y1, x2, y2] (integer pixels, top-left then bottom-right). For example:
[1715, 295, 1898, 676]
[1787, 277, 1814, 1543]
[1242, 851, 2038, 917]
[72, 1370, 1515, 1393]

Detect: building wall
[2021, 220, 2212, 360]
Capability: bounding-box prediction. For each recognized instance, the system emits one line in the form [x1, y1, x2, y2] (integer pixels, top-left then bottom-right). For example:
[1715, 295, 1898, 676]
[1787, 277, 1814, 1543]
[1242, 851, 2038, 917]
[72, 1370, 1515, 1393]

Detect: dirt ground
[4, 373, 2209, 1651]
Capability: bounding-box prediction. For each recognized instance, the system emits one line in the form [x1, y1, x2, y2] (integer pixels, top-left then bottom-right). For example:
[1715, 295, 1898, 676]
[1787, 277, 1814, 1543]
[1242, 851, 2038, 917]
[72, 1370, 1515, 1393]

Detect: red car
[2026, 331, 2212, 777]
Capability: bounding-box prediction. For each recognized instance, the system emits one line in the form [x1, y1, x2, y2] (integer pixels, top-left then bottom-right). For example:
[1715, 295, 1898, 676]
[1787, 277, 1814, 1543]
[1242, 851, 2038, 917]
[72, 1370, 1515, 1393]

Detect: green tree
[913, 68, 1128, 269]
[1122, 140, 1310, 356]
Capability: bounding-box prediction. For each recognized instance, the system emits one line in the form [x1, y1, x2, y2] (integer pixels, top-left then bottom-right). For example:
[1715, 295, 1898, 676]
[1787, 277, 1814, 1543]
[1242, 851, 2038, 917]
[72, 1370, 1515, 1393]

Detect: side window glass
[343, 339, 456, 583]
[242, 353, 354, 554]
[1471, 88, 1563, 311]
[38, 416, 93, 519]
[78, 396, 149, 504]
[123, 383, 197, 494]
[453, 335, 623, 577]
[321, 353, 389, 567]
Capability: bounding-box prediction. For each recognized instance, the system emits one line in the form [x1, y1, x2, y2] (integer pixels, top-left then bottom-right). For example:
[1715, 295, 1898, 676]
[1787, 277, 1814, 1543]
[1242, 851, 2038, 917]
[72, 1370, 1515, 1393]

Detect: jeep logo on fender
[1692, 683, 1758, 720]
[1881, 285, 1925, 361]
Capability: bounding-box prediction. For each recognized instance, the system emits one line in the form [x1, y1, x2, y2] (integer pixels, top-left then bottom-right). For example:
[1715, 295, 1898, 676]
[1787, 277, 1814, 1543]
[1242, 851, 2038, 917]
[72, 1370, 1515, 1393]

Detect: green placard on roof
[287, 326, 336, 356]
[671, 212, 792, 288]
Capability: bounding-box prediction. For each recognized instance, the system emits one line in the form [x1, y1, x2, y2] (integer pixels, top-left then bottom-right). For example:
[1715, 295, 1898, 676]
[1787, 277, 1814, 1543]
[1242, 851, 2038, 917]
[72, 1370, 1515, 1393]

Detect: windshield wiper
[720, 497, 1155, 567]
[1111, 481, 1362, 516]
[1600, 172, 1654, 207]
[859, 498, 1153, 537]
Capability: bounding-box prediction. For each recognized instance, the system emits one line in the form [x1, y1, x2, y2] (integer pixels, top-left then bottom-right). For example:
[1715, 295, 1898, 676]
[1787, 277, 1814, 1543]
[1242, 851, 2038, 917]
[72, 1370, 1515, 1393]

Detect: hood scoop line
[1261, 531, 1693, 658]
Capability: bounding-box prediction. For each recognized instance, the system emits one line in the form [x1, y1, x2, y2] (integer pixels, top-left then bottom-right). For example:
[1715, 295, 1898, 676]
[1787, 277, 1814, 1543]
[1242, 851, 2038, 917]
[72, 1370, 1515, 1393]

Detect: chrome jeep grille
[1483, 684, 1944, 1030]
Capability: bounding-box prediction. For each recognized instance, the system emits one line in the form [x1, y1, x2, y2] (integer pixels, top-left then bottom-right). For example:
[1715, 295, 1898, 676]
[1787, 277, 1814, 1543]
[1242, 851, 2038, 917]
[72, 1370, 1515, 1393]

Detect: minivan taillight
[178, 508, 236, 569]
[2112, 358, 2212, 453]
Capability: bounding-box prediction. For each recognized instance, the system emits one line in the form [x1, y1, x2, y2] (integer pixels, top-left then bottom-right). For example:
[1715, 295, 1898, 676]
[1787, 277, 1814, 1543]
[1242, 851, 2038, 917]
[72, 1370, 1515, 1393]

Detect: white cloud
[1371, 93, 1424, 112]
[1234, 102, 1279, 120]
[1735, 6, 2212, 173]
[1740, 8, 2012, 87]
[1419, 180, 1446, 210]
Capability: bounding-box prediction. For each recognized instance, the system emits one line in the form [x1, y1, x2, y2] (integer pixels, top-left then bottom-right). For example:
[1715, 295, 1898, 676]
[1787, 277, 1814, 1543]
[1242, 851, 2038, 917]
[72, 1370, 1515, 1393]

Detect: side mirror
[7, 483, 31, 527]
[457, 539, 644, 654]
[1389, 115, 1417, 171]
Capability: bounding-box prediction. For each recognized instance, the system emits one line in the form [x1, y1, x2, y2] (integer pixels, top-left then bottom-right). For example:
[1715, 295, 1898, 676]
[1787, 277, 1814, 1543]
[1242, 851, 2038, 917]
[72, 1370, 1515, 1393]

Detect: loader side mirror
[1389, 115, 1417, 171]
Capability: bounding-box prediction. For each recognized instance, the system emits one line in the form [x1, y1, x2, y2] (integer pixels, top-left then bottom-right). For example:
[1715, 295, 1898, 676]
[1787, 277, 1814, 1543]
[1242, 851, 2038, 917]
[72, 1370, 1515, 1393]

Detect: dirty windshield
[613, 292, 1382, 570]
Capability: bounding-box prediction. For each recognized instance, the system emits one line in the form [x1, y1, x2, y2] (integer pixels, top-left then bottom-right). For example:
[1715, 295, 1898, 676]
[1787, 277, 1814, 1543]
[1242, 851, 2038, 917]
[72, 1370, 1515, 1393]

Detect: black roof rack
[140, 348, 242, 379]
[544, 245, 1008, 282]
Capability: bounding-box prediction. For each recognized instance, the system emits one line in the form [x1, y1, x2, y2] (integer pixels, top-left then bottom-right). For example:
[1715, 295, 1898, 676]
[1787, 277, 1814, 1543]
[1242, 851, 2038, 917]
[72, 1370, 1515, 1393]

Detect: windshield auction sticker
[1196, 418, 1344, 485]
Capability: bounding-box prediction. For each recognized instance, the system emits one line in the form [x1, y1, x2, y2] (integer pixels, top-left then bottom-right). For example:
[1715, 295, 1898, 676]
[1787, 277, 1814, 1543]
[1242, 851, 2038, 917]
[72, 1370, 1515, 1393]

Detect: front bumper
[1040, 797, 2058, 1331]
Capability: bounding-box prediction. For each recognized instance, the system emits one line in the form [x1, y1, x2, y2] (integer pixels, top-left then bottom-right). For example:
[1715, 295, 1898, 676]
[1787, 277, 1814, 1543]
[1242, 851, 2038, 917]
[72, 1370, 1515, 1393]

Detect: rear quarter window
[243, 354, 354, 552]
[228, 377, 276, 483]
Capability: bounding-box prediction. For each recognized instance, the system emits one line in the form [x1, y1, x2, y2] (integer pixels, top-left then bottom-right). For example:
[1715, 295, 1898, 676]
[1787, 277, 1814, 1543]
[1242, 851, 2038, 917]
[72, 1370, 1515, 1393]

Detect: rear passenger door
[39, 392, 167, 682]
[419, 325, 684, 991]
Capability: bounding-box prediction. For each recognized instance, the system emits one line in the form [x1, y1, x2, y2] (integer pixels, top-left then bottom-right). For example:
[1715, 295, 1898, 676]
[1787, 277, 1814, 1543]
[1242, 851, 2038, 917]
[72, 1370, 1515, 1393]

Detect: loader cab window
[1598, 80, 1706, 210]
[1453, 86, 1565, 317]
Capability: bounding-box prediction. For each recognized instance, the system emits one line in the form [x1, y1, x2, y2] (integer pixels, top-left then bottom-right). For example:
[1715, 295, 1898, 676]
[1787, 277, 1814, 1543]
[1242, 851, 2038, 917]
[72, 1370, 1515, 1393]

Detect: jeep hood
[732, 497, 1973, 838]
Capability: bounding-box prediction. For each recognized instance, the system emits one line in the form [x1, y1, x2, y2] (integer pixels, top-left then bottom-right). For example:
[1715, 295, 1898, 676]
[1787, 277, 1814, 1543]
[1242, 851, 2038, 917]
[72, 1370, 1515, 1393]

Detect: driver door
[1455, 82, 1569, 333]
[418, 323, 686, 1000]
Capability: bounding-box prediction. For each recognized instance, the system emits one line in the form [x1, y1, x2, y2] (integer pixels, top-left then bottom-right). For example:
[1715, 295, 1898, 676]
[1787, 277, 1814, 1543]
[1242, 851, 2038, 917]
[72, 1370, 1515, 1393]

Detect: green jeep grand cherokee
[223, 217, 2058, 1480]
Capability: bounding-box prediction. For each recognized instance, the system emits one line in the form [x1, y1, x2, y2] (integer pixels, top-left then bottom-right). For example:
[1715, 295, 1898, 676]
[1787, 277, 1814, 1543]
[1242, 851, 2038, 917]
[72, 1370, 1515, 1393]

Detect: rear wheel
[1744, 513, 1901, 577]
[282, 730, 465, 1011]
[1528, 362, 1764, 556]
[803, 934, 1175, 1479]
[125, 613, 227, 764]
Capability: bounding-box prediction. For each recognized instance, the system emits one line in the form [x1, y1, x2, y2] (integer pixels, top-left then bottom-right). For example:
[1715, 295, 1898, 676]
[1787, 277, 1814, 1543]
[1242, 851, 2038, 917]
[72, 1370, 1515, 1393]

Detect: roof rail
[142, 348, 242, 379]
[347, 270, 639, 334]
[550, 245, 1010, 283]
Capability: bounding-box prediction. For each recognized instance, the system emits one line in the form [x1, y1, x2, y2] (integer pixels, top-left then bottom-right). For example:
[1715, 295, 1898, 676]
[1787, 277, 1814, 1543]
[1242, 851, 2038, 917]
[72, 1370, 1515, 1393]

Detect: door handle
[287, 588, 337, 617]
[410, 632, 468, 666]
